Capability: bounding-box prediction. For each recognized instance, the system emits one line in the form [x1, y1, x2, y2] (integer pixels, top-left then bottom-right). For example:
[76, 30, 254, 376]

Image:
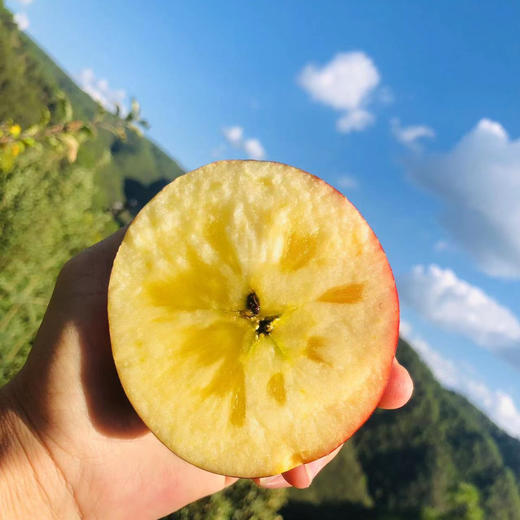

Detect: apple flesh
[108, 160, 399, 478]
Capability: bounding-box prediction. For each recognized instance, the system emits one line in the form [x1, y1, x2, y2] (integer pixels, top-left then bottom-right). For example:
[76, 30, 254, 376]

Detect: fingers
[255, 445, 343, 490]
[377, 358, 414, 409]
[55, 226, 129, 300]
[89, 224, 129, 258]
[282, 445, 343, 488]
[69, 225, 128, 276]
[254, 474, 293, 489]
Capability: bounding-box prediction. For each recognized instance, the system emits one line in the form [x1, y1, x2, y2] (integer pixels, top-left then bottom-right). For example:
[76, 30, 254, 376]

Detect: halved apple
[108, 160, 399, 478]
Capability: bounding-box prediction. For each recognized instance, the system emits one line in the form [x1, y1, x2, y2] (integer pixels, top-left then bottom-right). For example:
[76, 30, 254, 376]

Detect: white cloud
[222, 126, 243, 147]
[391, 118, 435, 149]
[457, 378, 520, 439]
[298, 51, 381, 134]
[400, 265, 520, 367]
[243, 138, 265, 160]
[222, 126, 266, 160]
[401, 322, 520, 438]
[337, 109, 374, 133]
[299, 52, 380, 111]
[406, 119, 520, 278]
[77, 68, 127, 114]
[337, 174, 358, 190]
[401, 320, 459, 387]
[413, 336, 460, 388]
[494, 391, 520, 437]
[399, 319, 413, 339]
[14, 12, 29, 30]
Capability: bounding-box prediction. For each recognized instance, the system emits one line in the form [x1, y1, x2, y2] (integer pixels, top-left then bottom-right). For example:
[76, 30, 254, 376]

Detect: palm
[11, 229, 412, 518]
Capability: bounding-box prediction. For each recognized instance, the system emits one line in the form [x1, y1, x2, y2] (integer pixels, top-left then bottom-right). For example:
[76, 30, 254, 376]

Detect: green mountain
[0, 0, 184, 209]
[2, 3, 520, 518]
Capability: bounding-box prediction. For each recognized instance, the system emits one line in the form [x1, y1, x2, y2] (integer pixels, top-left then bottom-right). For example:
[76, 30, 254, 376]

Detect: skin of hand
[0, 228, 413, 519]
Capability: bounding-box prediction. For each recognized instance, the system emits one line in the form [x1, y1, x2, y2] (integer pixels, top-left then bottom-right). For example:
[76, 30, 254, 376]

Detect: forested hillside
[1, 2, 520, 518]
[0, 0, 183, 208]
[0, 0, 183, 381]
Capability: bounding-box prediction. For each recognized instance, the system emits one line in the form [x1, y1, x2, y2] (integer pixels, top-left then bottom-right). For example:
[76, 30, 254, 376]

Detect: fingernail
[258, 475, 287, 488]
[305, 459, 327, 483]
[301, 465, 314, 487]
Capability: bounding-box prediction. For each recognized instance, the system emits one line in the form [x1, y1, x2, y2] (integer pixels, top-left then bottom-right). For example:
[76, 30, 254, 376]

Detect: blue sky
[8, 0, 520, 436]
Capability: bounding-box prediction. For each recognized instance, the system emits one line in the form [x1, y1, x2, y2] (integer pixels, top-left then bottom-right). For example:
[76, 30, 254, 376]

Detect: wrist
[0, 381, 81, 519]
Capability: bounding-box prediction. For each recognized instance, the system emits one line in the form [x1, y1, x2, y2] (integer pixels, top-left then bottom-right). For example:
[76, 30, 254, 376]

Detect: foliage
[0, 0, 183, 382]
[0, 3, 57, 127]
[167, 480, 287, 520]
[0, 92, 147, 384]
[0, 0, 183, 209]
[0, 125, 87, 382]
[421, 482, 484, 520]
[0, 93, 141, 171]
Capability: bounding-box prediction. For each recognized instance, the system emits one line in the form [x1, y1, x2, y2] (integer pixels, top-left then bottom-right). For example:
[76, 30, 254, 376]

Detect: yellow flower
[9, 124, 22, 137]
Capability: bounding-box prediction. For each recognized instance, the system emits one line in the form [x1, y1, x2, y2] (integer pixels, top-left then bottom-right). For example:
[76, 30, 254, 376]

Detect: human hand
[0, 228, 413, 519]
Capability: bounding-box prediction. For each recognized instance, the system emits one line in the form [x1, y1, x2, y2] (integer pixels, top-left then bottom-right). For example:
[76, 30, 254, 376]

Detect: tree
[167, 480, 287, 520]
[421, 482, 484, 520]
[0, 95, 143, 385]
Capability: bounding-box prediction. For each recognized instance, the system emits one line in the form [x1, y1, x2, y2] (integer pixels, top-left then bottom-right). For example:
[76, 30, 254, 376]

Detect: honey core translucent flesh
[108, 160, 399, 477]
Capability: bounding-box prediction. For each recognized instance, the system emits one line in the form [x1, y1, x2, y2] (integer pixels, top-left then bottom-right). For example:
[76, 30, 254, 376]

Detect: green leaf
[62, 97, 73, 123]
[116, 127, 127, 141]
[21, 137, 36, 147]
[39, 108, 51, 126]
[95, 102, 107, 116]
[78, 124, 95, 139]
[53, 92, 73, 123]
[128, 123, 143, 137]
[0, 152, 14, 173]
[59, 134, 79, 162]
[25, 125, 39, 137]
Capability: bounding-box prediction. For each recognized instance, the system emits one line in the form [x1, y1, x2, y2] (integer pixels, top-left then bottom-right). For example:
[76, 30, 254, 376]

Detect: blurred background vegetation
[1, 2, 519, 518]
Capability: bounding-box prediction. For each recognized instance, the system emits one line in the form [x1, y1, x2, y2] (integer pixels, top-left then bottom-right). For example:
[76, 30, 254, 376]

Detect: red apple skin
[110, 160, 400, 479]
